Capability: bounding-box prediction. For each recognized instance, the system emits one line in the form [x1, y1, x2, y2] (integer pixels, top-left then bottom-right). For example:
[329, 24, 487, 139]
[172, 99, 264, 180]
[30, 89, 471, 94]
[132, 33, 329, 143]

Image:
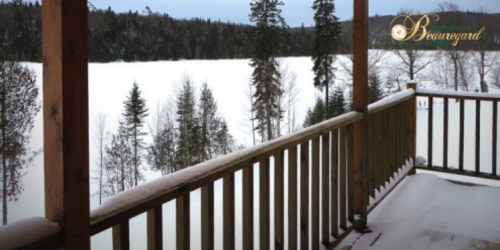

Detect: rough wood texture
[113, 221, 129, 250]
[321, 133, 330, 245]
[300, 142, 309, 250]
[242, 165, 254, 250]
[288, 146, 298, 250]
[201, 184, 214, 250]
[339, 127, 347, 230]
[274, 151, 285, 250]
[147, 206, 162, 250]
[260, 159, 270, 250]
[331, 129, 339, 238]
[352, 0, 369, 230]
[223, 174, 235, 250]
[176, 195, 190, 250]
[42, 0, 89, 248]
[311, 137, 320, 250]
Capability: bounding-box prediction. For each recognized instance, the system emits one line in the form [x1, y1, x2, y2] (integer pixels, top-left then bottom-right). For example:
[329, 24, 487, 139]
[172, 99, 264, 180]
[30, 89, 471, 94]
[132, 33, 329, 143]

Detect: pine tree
[312, 0, 340, 119]
[123, 81, 148, 186]
[303, 97, 325, 127]
[175, 78, 199, 169]
[328, 85, 346, 117]
[103, 119, 133, 196]
[148, 103, 177, 175]
[249, 0, 287, 141]
[368, 72, 385, 104]
[0, 61, 41, 225]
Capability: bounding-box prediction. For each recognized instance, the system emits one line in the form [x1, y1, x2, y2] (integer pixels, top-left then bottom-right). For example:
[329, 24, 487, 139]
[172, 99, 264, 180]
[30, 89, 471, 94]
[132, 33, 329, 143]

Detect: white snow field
[2, 51, 499, 249]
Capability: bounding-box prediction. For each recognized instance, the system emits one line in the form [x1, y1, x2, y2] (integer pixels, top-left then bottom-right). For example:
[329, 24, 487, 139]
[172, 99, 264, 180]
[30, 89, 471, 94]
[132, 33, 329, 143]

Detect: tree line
[94, 79, 236, 204]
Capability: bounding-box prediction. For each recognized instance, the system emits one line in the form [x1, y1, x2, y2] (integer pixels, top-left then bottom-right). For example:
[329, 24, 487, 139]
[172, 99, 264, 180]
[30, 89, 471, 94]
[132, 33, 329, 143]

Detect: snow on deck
[336, 174, 500, 250]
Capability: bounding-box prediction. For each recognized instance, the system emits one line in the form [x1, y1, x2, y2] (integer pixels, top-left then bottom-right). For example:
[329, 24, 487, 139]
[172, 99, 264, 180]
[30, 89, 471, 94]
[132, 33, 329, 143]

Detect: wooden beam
[352, 0, 368, 231]
[42, 0, 89, 249]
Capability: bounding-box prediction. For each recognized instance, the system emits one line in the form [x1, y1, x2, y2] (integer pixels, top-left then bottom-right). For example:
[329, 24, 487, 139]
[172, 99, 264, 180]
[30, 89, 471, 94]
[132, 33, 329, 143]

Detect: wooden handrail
[90, 111, 363, 234]
[368, 89, 415, 114]
[416, 88, 500, 101]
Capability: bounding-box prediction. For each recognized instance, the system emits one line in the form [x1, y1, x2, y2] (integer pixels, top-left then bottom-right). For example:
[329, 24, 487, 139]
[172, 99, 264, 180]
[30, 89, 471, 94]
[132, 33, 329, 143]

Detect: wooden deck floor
[334, 174, 500, 250]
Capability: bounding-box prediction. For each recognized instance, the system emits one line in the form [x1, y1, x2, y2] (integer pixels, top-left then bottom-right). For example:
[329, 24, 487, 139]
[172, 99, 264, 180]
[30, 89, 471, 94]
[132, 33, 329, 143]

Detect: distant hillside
[0, 1, 499, 62]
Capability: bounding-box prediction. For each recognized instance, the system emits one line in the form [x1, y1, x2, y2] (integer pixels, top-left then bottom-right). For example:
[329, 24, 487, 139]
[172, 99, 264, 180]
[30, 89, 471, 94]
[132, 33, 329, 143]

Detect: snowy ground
[2, 51, 500, 249]
[335, 174, 500, 250]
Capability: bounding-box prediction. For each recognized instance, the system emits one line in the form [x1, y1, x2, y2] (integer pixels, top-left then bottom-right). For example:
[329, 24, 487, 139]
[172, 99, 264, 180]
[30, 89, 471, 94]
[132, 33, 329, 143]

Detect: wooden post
[42, 0, 89, 249]
[407, 81, 417, 174]
[352, 0, 368, 231]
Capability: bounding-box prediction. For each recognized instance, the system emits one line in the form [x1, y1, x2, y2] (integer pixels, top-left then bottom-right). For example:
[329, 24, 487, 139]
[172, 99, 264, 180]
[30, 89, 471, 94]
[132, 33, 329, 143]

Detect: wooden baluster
[113, 221, 129, 250]
[201, 184, 214, 250]
[243, 165, 254, 250]
[339, 127, 347, 230]
[428, 97, 434, 168]
[300, 141, 309, 249]
[493, 101, 498, 176]
[321, 133, 330, 246]
[260, 159, 270, 250]
[147, 206, 163, 250]
[224, 174, 235, 250]
[459, 99, 465, 171]
[288, 146, 298, 250]
[443, 98, 449, 169]
[311, 137, 320, 249]
[476, 100, 481, 173]
[347, 125, 354, 223]
[330, 130, 339, 238]
[275, 151, 285, 250]
[176, 194, 190, 250]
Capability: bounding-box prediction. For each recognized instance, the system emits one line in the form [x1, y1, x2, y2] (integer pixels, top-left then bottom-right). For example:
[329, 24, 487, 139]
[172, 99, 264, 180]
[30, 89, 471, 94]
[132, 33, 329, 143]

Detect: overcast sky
[87, 0, 500, 27]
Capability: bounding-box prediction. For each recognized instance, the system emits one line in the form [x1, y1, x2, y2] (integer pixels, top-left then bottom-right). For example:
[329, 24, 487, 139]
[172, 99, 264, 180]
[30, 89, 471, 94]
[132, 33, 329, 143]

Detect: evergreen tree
[249, 0, 287, 141]
[198, 83, 235, 160]
[368, 72, 385, 104]
[123, 81, 148, 186]
[148, 103, 177, 175]
[103, 119, 133, 196]
[175, 78, 199, 169]
[328, 85, 346, 117]
[303, 97, 325, 127]
[312, 0, 341, 119]
[0, 61, 41, 225]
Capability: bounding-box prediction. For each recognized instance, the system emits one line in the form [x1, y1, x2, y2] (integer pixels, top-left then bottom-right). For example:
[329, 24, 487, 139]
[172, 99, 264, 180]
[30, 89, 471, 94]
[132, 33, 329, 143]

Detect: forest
[0, 0, 499, 62]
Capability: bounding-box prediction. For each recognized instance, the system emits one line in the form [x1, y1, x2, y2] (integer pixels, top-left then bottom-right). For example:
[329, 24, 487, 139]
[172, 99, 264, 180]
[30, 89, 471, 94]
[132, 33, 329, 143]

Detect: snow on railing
[0, 217, 60, 250]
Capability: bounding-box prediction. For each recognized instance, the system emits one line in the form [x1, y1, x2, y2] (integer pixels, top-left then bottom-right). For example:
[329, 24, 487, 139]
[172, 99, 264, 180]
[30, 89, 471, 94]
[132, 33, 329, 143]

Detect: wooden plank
[176, 195, 190, 250]
[428, 97, 434, 168]
[330, 129, 339, 238]
[113, 221, 129, 250]
[476, 100, 481, 173]
[347, 125, 354, 223]
[311, 136, 320, 250]
[407, 82, 417, 162]
[493, 101, 498, 176]
[368, 89, 415, 114]
[274, 151, 285, 250]
[416, 88, 500, 101]
[288, 146, 298, 250]
[147, 206, 162, 250]
[321, 133, 330, 245]
[339, 127, 347, 230]
[300, 141, 309, 250]
[260, 159, 270, 250]
[368, 115, 376, 198]
[352, 0, 369, 231]
[223, 174, 235, 250]
[42, 0, 89, 248]
[201, 184, 214, 250]
[444, 98, 449, 169]
[242, 165, 254, 250]
[459, 99, 465, 171]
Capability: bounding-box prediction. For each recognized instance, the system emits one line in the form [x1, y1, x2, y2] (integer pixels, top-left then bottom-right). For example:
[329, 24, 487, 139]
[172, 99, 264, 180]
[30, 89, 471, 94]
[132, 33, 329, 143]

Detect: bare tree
[458, 52, 476, 92]
[93, 113, 109, 205]
[240, 78, 257, 146]
[431, 50, 453, 90]
[490, 62, 500, 88]
[147, 100, 177, 175]
[277, 62, 299, 136]
[393, 49, 433, 81]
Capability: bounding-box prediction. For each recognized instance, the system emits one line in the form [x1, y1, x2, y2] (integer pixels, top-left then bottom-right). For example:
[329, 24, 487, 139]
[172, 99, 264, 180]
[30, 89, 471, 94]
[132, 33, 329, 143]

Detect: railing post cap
[407, 80, 418, 85]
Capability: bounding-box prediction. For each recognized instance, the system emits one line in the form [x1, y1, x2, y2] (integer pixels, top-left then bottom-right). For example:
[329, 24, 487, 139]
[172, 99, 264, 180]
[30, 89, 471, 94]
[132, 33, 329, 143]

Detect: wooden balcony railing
[415, 89, 500, 180]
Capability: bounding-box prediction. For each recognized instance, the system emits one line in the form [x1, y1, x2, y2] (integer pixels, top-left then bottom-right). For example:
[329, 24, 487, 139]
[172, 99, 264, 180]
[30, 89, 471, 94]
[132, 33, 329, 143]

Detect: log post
[407, 81, 417, 174]
[42, 0, 90, 248]
[352, 0, 368, 231]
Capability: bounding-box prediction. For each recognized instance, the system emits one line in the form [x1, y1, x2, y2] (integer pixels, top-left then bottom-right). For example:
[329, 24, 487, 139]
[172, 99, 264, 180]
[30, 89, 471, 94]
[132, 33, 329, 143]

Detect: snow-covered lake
[4, 52, 500, 249]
